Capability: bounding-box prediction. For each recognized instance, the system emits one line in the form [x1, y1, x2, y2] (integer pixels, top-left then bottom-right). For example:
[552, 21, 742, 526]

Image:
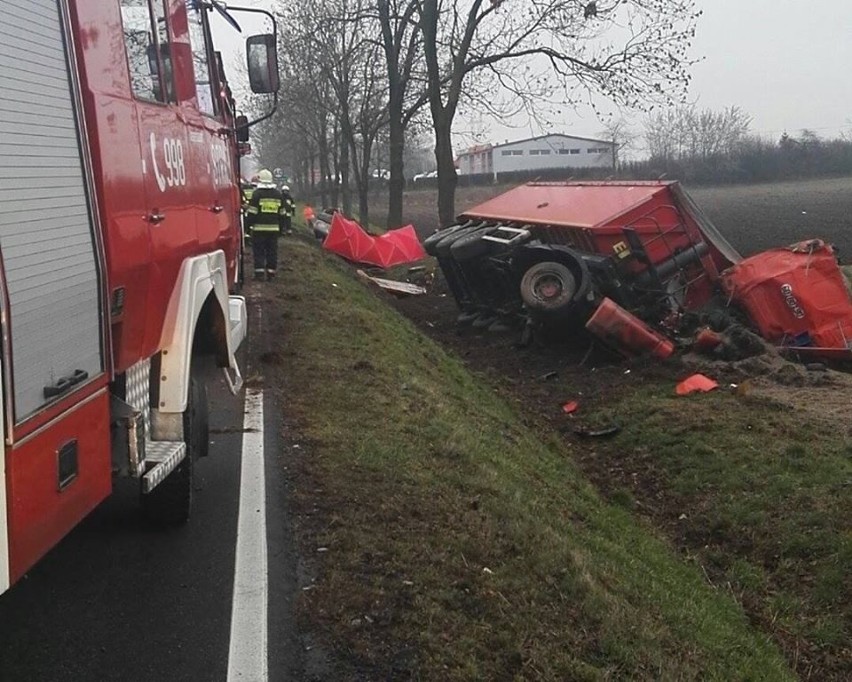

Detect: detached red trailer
[0, 0, 278, 595]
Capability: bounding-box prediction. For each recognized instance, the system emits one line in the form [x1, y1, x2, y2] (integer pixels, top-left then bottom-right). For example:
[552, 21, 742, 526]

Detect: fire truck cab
[0, 0, 278, 594]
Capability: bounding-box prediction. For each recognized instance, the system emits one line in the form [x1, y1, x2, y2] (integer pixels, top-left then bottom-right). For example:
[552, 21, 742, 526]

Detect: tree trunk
[348, 129, 372, 227]
[339, 112, 352, 216]
[386, 104, 405, 228]
[317, 129, 330, 208]
[433, 113, 457, 227]
[358, 182, 370, 227]
[330, 123, 340, 208]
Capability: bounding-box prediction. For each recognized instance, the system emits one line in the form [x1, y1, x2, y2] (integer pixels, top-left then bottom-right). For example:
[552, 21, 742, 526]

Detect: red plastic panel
[6, 391, 112, 583]
[459, 181, 672, 229]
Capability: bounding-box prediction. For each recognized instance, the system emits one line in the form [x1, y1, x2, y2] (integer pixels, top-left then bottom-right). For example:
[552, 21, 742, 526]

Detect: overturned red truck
[424, 181, 852, 359]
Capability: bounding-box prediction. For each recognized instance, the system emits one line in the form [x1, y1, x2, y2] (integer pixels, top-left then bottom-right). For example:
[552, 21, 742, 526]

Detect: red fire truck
[0, 0, 279, 595]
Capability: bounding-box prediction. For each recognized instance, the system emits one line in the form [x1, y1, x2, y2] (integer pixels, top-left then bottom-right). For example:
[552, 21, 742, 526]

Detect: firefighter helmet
[257, 169, 274, 184]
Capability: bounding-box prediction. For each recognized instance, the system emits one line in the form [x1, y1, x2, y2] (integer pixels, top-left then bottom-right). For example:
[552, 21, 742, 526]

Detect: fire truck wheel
[141, 368, 208, 526]
[520, 261, 577, 315]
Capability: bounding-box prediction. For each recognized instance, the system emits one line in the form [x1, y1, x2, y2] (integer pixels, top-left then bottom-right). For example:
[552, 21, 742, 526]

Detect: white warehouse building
[456, 133, 615, 178]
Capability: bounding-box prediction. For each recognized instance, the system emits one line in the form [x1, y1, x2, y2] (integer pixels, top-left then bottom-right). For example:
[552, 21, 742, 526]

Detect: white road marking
[227, 388, 268, 681]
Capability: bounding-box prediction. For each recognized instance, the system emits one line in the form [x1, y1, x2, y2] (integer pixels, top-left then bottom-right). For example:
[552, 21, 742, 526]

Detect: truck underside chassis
[424, 182, 736, 338]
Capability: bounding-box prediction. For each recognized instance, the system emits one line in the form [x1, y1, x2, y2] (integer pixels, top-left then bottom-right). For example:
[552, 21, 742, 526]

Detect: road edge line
[227, 388, 268, 681]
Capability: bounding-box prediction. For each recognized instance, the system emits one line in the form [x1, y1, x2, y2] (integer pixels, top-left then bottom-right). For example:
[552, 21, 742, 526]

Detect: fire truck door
[183, 5, 236, 264]
[133, 0, 195, 311]
[0, 0, 105, 422]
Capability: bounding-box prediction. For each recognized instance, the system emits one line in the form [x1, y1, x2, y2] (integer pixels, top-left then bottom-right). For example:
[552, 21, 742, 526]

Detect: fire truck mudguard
[152, 251, 246, 441]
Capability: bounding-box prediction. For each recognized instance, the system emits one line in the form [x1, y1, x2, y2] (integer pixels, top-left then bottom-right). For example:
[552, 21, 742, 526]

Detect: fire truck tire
[189, 368, 210, 460]
[141, 368, 207, 526]
[520, 261, 577, 315]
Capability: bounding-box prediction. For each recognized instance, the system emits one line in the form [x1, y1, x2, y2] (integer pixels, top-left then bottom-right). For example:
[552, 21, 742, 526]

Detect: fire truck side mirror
[246, 34, 279, 94]
[235, 115, 250, 143]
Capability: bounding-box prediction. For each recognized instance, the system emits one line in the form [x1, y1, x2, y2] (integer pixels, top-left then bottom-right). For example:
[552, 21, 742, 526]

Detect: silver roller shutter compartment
[0, 0, 103, 420]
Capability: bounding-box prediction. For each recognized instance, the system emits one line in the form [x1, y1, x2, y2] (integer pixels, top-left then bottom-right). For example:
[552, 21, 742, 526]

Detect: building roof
[457, 133, 613, 158]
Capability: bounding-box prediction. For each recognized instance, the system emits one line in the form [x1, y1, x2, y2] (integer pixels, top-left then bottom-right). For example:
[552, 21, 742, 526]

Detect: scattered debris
[586, 298, 675, 359]
[356, 270, 426, 296]
[574, 424, 621, 438]
[676, 374, 719, 396]
[561, 400, 579, 414]
[540, 371, 558, 381]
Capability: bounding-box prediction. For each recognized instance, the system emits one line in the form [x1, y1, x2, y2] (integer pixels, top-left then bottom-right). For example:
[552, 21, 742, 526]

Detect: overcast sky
[212, 0, 852, 155]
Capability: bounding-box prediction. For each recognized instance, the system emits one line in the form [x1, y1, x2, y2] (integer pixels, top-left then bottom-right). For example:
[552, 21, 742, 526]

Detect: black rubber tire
[423, 223, 465, 256]
[434, 225, 482, 258]
[449, 226, 499, 261]
[189, 368, 210, 460]
[520, 261, 577, 314]
[141, 365, 208, 526]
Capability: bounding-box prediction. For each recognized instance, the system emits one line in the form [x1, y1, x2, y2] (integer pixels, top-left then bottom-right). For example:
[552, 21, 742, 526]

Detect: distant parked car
[312, 207, 339, 241]
[413, 170, 437, 183]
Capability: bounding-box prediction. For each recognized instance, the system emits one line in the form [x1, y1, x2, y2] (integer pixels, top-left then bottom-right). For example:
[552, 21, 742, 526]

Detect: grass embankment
[582, 377, 852, 678]
[265, 232, 791, 679]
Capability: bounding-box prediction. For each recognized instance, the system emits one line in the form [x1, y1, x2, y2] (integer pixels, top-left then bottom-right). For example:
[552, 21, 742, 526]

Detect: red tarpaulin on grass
[323, 213, 426, 268]
[721, 240, 852, 351]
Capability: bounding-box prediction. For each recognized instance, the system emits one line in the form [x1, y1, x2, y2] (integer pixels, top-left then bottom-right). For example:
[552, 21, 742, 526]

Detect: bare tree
[346, 39, 391, 225]
[271, 0, 393, 223]
[376, 0, 430, 228]
[644, 105, 752, 164]
[599, 117, 637, 172]
[420, 0, 702, 227]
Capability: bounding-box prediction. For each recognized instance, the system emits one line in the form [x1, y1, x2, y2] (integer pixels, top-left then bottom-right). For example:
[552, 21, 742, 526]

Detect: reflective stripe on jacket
[246, 185, 284, 233]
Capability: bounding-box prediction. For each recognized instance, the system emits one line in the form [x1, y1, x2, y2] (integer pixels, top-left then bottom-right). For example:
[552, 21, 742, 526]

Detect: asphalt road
[0, 363, 301, 680]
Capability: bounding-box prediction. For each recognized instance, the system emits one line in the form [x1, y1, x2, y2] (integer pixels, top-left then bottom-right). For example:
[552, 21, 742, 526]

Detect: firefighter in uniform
[245, 169, 285, 280]
[240, 179, 256, 241]
[280, 184, 296, 234]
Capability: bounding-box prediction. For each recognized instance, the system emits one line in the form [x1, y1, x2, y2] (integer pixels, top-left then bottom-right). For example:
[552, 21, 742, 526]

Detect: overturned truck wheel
[520, 261, 577, 316]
